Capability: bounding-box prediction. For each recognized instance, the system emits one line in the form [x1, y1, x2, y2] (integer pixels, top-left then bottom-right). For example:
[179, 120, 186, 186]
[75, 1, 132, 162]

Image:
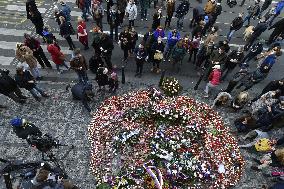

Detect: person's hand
[28, 80, 34, 83]
[267, 106, 272, 112]
[79, 67, 82, 70]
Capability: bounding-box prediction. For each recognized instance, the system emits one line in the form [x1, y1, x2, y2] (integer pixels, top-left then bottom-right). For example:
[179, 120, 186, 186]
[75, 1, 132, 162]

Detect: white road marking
[5, 5, 46, 14]
[0, 56, 15, 65]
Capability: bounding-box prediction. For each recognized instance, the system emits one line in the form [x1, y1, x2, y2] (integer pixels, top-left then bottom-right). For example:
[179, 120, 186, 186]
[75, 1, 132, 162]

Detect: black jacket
[175, 1, 190, 18]
[151, 42, 165, 53]
[26, 0, 38, 19]
[13, 122, 42, 140]
[249, 42, 263, 54]
[108, 11, 120, 27]
[261, 0, 272, 11]
[15, 71, 35, 91]
[0, 69, 18, 95]
[230, 16, 244, 31]
[270, 18, 284, 33]
[30, 12, 44, 28]
[99, 35, 114, 55]
[225, 50, 244, 69]
[71, 82, 92, 112]
[59, 21, 72, 37]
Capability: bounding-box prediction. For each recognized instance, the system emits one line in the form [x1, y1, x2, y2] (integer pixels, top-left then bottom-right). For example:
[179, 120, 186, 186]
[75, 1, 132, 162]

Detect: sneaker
[168, 59, 171, 62]
[203, 95, 209, 98]
[156, 69, 161, 74]
[141, 19, 144, 21]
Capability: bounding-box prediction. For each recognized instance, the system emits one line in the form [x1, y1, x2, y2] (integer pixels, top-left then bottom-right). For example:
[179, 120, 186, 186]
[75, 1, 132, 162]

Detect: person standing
[190, 6, 205, 28]
[227, 13, 244, 41]
[258, 0, 272, 18]
[23, 33, 52, 69]
[221, 47, 244, 81]
[269, 0, 284, 26]
[209, 2, 222, 28]
[188, 34, 201, 65]
[29, 9, 44, 37]
[0, 69, 27, 104]
[77, 17, 89, 50]
[46, 39, 69, 74]
[125, 0, 137, 27]
[91, 1, 104, 30]
[15, 67, 49, 102]
[267, 18, 284, 45]
[242, 42, 263, 63]
[243, 0, 260, 27]
[244, 18, 268, 51]
[70, 48, 89, 83]
[204, 64, 221, 98]
[117, 0, 128, 27]
[152, 8, 162, 30]
[175, 0, 190, 30]
[164, 29, 180, 62]
[119, 27, 132, 62]
[134, 44, 148, 77]
[76, 0, 88, 21]
[151, 36, 165, 74]
[15, 43, 41, 80]
[59, 16, 76, 50]
[108, 5, 119, 41]
[143, 28, 155, 64]
[54, 6, 66, 26]
[165, 0, 175, 28]
[139, 0, 150, 21]
[171, 40, 186, 71]
[59, 0, 71, 22]
[99, 33, 114, 70]
[129, 27, 138, 53]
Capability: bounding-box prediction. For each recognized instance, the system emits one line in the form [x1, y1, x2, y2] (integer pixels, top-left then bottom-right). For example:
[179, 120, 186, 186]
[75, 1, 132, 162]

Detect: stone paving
[0, 79, 282, 188]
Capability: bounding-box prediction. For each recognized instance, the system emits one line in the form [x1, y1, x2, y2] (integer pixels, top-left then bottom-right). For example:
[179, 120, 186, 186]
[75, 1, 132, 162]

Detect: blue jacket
[153, 29, 165, 40]
[261, 54, 276, 68]
[60, 4, 71, 22]
[275, 0, 284, 14]
[166, 31, 180, 46]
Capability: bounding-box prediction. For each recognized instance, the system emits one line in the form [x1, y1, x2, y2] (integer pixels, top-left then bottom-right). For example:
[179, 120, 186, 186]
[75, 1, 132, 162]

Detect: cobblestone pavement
[0, 79, 282, 189]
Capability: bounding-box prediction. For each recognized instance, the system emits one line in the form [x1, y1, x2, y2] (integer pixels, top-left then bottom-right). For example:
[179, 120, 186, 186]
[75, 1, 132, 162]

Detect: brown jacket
[15, 45, 38, 69]
[204, 31, 218, 46]
[166, 0, 175, 17]
[204, 0, 216, 14]
[70, 54, 88, 71]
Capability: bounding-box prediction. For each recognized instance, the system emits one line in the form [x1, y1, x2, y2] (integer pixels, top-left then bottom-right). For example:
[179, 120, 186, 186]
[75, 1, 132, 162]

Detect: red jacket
[208, 69, 221, 85]
[47, 44, 64, 65]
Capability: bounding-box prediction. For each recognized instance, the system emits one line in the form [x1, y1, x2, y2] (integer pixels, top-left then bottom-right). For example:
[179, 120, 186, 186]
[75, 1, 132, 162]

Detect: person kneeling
[71, 82, 94, 114]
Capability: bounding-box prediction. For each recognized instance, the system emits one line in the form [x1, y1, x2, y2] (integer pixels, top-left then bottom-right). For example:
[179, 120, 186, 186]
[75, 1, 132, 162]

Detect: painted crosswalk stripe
[0, 56, 15, 65]
[5, 5, 47, 14]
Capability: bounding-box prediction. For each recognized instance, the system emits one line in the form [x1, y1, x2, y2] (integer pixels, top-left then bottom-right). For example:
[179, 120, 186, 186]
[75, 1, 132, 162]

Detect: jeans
[177, 16, 184, 29]
[227, 30, 235, 41]
[243, 15, 252, 25]
[30, 67, 40, 78]
[110, 25, 118, 41]
[76, 70, 88, 83]
[164, 44, 174, 60]
[269, 13, 279, 26]
[82, 7, 88, 20]
[204, 82, 217, 95]
[29, 85, 45, 98]
[56, 61, 69, 72]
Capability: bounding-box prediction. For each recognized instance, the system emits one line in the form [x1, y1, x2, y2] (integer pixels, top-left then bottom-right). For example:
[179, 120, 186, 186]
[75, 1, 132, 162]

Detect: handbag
[58, 53, 66, 61]
[154, 52, 163, 60]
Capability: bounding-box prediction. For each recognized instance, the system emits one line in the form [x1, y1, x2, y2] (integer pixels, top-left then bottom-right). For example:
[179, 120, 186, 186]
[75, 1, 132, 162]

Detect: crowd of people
[1, 0, 284, 187]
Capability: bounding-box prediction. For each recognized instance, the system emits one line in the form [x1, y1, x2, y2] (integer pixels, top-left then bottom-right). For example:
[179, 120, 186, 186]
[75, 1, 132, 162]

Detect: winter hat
[212, 65, 221, 69]
[103, 68, 108, 74]
[16, 43, 23, 49]
[10, 117, 25, 127]
[59, 0, 66, 5]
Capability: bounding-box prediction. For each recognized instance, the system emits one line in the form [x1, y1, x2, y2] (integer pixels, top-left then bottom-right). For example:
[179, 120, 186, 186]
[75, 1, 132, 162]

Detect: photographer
[10, 117, 42, 140]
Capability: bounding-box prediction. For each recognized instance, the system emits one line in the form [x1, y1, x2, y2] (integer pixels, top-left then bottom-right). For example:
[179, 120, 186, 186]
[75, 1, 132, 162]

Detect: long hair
[275, 148, 284, 165]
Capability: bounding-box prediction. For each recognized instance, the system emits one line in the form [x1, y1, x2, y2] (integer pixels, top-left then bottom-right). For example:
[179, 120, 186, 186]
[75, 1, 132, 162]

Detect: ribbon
[143, 162, 163, 189]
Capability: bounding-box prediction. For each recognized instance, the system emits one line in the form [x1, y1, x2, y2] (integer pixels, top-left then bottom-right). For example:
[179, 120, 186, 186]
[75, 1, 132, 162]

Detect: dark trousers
[76, 70, 88, 83]
[244, 35, 257, 50]
[33, 47, 52, 68]
[242, 52, 256, 63]
[225, 80, 238, 93]
[118, 12, 125, 24]
[136, 59, 144, 74]
[221, 67, 234, 81]
[35, 26, 44, 37]
[165, 15, 173, 27]
[123, 48, 129, 61]
[129, 20, 135, 27]
[153, 60, 160, 69]
[141, 8, 147, 19]
[188, 49, 198, 64]
[110, 25, 118, 41]
[6, 88, 25, 103]
[65, 35, 76, 50]
[240, 0, 245, 6]
[95, 18, 103, 30]
[103, 54, 113, 70]
[268, 30, 281, 44]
